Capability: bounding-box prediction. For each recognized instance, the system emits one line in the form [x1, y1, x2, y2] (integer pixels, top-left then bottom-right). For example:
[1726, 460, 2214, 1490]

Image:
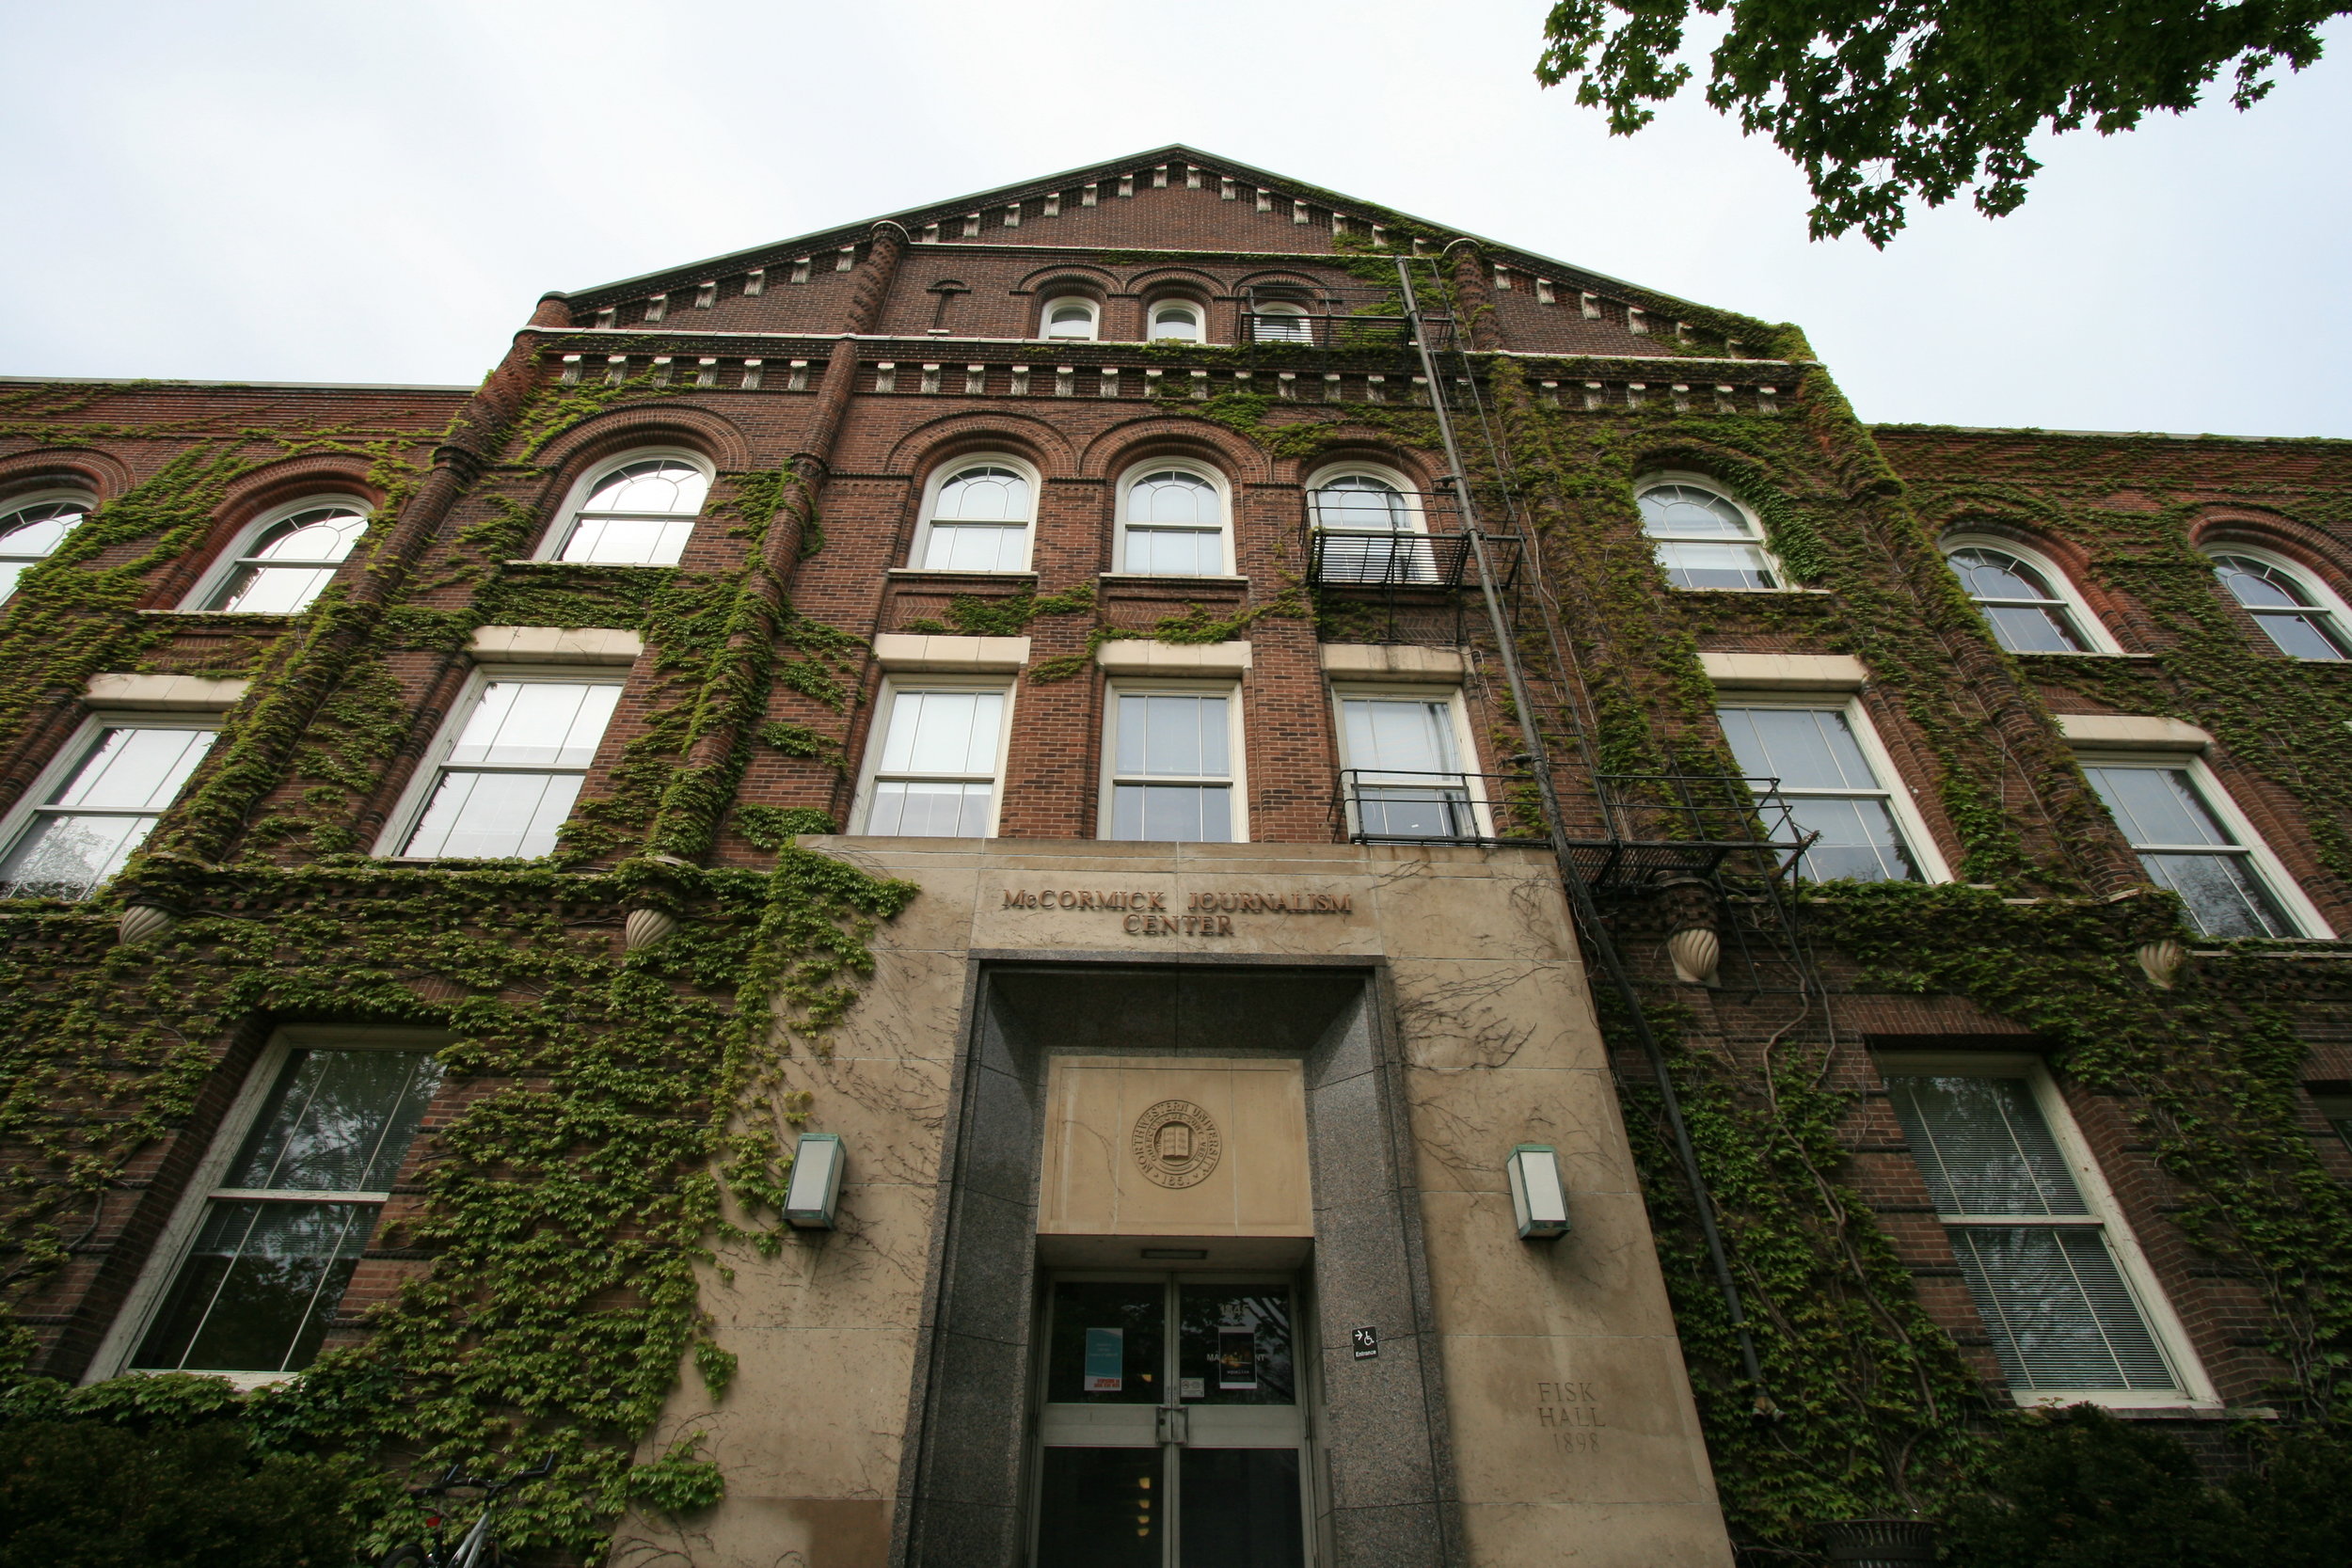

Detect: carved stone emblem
[1132, 1099, 1222, 1189]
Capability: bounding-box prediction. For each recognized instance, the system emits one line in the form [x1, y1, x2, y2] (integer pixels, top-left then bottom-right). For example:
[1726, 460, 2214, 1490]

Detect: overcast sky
[6, 1, 2345, 438]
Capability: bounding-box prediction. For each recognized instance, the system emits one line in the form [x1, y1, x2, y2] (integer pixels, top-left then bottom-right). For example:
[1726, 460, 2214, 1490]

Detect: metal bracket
[1155, 1406, 1189, 1446]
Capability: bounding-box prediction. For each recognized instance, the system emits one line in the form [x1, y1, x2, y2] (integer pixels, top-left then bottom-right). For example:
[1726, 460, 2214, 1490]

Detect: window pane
[1152, 307, 1201, 341]
[215, 562, 343, 614]
[1784, 797, 1919, 882]
[921, 523, 1025, 572]
[2138, 853, 2293, 939]
[403, 770, 585, 859]
[1130, 473, 1217, 525]
[1311, 476, 1408, 531]
[880, 690, 1003, 775]
[867, 781, 993, 837]
[1654, 540, 1776, 591]
[2214, 556, 2313, 609]
[1883, 1075, 2089, 1217]
[132, 1199, 374, 1373]
[1949, 548, 2056, 602]
[2082, 767, 2235, 848]
[583, 459, 707, 515]
[1046, 1280, 1166, 1404]
[1342, 699, 1456, 775]
[1948, 1225, 2176, 1392]
[448, 682, 621, 768]
[0, 813, 157, 899]
[1181, 1448, 1303, 1568]
[2252, 611, 2348, 661]
[1178, 1285, 1296, 1406]
[931, 467, 1029, 522]
[1120, 694, 1228, 778]
[227, 1050, 444, 1194]
[1638, 485, 1752, 539]
[1718, 707, 1877, 791]
[1980, 603, 2086, 654]
[50, 727, 216, 810]
[1356, 786, 1476, 840]
[1125, 529, 1223, 576]
[0, 500, 86, 561]
[1036, 1448, 1161, 1568]
[1112, 784, 1232, 842]
[249, 508, 366, 563]
[559, 515, 693, 566]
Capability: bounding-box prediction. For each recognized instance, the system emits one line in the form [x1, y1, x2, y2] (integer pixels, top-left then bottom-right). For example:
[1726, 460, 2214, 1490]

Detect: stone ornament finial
[624, 908, 681, 952]
[1667, 927, 1723, 988]
[115, 903, 180, 947]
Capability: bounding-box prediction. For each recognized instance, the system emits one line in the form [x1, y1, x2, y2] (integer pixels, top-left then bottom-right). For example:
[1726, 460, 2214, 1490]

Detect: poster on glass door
[1216, 1326, 1257, 1390]
[1083, 1326, 1123, 1392]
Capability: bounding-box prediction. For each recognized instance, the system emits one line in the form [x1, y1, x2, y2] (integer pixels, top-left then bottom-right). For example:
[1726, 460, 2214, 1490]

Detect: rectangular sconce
[785, 1132, 845, 1229]
[1506, 1144, 1570, 1240]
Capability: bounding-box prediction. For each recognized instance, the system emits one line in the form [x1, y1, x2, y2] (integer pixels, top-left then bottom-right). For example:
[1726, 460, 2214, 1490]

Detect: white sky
[5, 1, 2345, 437]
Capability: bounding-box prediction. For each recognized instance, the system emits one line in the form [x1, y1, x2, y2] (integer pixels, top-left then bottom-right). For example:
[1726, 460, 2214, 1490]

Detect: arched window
[1248, 301, 1311, 344]
[916, 458, 1036, 573]
[1041, 296, 1099, 341]
[193, 498, 371, 613]
[2210, 550, 2350, 661]
[1119, 465, 1228, 576]
[0, 492, 91, 603]
[1944, 538, 2106, 653]
[1636, 478, 1779, 591]
[551, 455, 709, 566]
[1306, 465, 1433, 584]
[1148, 300, 1204, 342]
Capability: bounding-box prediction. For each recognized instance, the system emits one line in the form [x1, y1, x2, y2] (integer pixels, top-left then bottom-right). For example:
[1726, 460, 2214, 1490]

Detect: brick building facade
[3, 147, 2350, 1567]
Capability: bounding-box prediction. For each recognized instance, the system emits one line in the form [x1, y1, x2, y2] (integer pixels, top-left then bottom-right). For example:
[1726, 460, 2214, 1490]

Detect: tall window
[1106, 690, 1237, 842]
[1638, 481, 1779, 591]
[1120, 467, 1227, 576]
[1336, 693, 1478, 840]
[1308, 469, 1432, 584]
[1041, 297, 1099, 341]
[2080, 761, 2299, 938]
[0, 722, 216, 900]
[1883, 1064, 2185, 1401]
[2210, 552, 2350, 661]
[195, 499, 370, 614]
[1717, 703, 1923, 883]
[917, 461, 1034, 572]
[393, 677, 622, 859]
[128, 1043, 443, 1377]
[0, 493, 90, 603]
[553, 456, 708, 566]
[858, 686, 1007, 837]
[1946, 542, 2100, 654]
[1148, 300, 1204, 342]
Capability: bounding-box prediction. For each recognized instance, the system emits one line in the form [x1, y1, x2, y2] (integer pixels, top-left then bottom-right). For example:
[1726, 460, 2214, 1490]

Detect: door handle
[1156, 1405, 1189, 1446]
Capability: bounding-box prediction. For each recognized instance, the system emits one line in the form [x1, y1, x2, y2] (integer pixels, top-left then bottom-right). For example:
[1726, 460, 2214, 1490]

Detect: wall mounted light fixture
[785, 1132, 845, 1229]
[1506, 1144, 1571, 1240]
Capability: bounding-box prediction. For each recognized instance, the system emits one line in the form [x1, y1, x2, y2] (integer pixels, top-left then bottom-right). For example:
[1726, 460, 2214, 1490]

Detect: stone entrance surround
[614, 840, 1732, 1568]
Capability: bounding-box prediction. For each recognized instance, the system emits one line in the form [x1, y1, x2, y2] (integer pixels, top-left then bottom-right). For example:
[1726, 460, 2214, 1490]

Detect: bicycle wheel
[377, 1545, 433, 1568]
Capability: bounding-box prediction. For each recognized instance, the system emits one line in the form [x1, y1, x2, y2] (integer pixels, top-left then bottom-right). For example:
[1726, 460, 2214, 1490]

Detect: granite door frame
[889, 950, 1463, 1568]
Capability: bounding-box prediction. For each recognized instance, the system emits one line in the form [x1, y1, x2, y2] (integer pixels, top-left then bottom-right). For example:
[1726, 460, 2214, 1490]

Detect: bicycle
[376, 1454, 554, 1568]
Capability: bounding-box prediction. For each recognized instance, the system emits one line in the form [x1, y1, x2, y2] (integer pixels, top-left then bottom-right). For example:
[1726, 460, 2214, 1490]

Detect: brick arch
[215, 452, 387, 523]
[1629, 440, 1796, 502]
[1078, 414, 1275, 485]
[1932, 511, 2101, 585]
[882, 410, 1077, 477]
[1124, 264, 1225, 297]
[1010, 262, 1118, 298]
[1274, 433, 1445, 491]
[0, 446, 132, 504]
[526, 402, 754, 479]
[2189, 507, 2352, 593]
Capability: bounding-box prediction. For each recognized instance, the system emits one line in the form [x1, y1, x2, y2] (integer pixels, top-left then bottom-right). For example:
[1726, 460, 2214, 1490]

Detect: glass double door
[1035, 1275, 1309, 1568]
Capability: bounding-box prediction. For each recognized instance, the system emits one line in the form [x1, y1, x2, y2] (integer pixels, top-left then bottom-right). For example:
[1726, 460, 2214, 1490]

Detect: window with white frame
[120, 1037, 444, 1378]
[1335, 690, 1481, 841]
[1716, 702, 1927, 883]
[856, 684, 1008, 837]
[1307, 466, 1433, 584]
[2079, 758, 2304, 938]
[192, 498, 371, 614]
[1104, 689, 1240, 842]
[1637, 478, 1780, 591]
[1944, 538, 2107, 654]
[1246, 300, 1311, 344]
[1882, 1060, 2194, 1402]
[1148, 299, 1205, 342]
[0, 721, 217, 900]
[389, 676, 622, 860]
[550, 455, 709, 566]
[1119, 465, 1228, 576]
[2208, 549, 2351, 661]
[1041, 296, 1100, 341]
[915, 459, 1035, 573]
[0, 491, 92, 603]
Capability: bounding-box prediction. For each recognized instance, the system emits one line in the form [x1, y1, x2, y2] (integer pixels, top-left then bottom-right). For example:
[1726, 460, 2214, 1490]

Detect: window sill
[2014, 650, 2156, 661]
[1099, 573, 1248, 588]
[2008, 1394, 2231, 1417]
[886, 567, 1041, 583]
[138, 609, 296, 623]
[502, 559, 680, 571]
[1671, 586, 1834, 597]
